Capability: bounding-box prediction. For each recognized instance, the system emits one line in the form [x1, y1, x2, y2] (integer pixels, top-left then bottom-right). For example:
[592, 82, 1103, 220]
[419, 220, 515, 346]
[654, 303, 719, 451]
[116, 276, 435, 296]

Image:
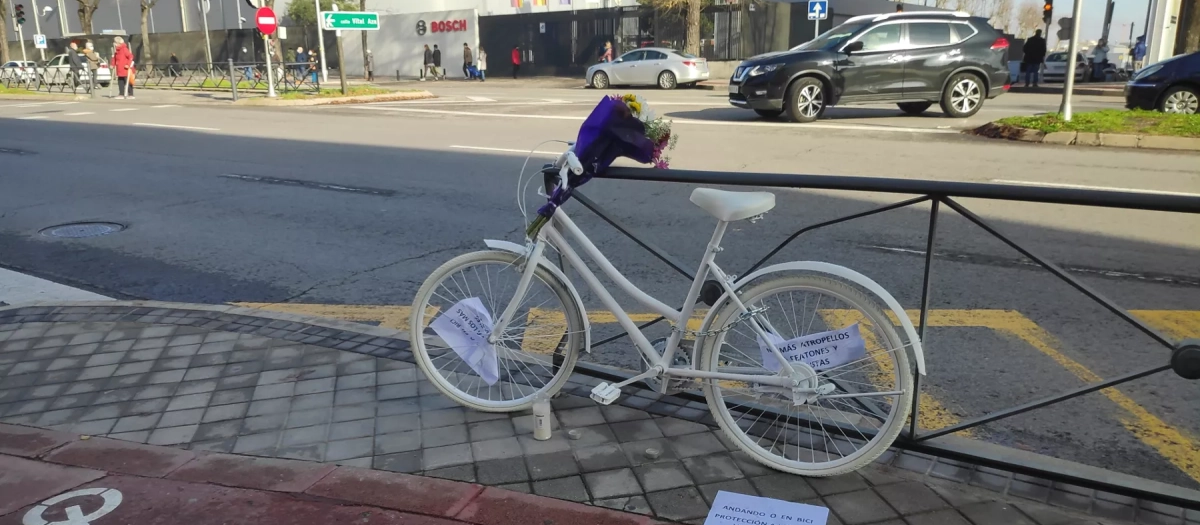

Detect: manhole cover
[40, 222, 126, 238]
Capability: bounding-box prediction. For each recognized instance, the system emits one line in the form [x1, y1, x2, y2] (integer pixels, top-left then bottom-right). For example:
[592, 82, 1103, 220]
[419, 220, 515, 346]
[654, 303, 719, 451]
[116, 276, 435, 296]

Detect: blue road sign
[808, 0, 828, 20]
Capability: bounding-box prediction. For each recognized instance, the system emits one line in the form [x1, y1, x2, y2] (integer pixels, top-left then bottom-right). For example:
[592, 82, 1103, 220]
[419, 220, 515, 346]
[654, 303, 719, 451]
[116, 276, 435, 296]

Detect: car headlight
[748, 64, 781, 77]
[1132, 64, 1163, 81]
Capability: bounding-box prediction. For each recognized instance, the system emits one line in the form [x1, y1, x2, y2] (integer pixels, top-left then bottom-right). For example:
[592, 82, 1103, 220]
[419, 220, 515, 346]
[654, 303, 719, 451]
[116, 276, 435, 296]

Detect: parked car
[586, 47, 710, 90]
[1125, 50, 1200, 114]
[728, 11, 1009, 122]
[38, 54, 112, 88]
[1041, 52, 1090, 83]
[0, 61, 39, 83]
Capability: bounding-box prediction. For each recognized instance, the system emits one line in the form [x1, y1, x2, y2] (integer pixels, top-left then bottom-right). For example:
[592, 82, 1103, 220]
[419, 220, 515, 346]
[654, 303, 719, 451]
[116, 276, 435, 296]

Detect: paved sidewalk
[0, 302, 1193, 524]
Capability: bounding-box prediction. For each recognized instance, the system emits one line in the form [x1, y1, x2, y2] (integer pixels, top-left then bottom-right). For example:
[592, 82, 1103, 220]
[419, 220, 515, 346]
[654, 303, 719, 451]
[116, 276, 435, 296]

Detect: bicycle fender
[483, 239, 592, 354]
[698, 261, 926, 375]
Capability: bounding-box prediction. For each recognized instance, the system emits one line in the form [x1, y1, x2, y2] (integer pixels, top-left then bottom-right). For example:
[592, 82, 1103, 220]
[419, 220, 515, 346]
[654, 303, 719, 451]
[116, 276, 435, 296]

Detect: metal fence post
[229, 59, 238, 102]
[89, 69, 96, 99]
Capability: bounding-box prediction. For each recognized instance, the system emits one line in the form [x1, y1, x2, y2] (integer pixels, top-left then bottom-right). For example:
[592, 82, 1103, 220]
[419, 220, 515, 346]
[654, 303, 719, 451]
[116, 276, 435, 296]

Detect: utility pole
[333, 3, 345, 94]
[30, 0, 44, 60]
[200, 0, 213, 72]
[313, 0, 327, 82]
[1058, 0, 1084, 120]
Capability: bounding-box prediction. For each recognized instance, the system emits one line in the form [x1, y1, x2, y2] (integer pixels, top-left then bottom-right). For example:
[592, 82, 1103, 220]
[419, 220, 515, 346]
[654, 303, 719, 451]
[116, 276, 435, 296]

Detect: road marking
[991, 179, 1200, 198]
[109, 108, 138, 112]
[451, 145, 561, 156]
[64, 111, 95, 116]
[0, 267, 113, 304]
[132, 122, 220, 131]
[16, 116, 47, 120]
[0, 102, 56, 108]
[152, 104, 181, 108]
[352, 106, 958, 134]
[467, 96, 496, 102]
[1132, 310, 1200, 340]
[23, 487, 123, 525]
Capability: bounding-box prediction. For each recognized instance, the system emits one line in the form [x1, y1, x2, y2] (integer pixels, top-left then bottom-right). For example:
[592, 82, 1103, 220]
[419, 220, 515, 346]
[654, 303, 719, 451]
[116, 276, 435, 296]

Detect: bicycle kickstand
[590, 366, 662, 405]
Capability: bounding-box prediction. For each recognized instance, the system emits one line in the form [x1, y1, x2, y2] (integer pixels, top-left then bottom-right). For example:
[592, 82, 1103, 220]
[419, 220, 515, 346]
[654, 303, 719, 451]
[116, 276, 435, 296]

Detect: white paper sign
[705, 491, 829, 525]
[757, 323, 867, 373]
[429, 297, 500, 385]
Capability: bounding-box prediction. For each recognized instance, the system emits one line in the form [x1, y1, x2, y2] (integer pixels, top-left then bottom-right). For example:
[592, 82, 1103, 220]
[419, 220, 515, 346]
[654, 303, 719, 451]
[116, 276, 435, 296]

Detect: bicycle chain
[671, 305, 770, 338]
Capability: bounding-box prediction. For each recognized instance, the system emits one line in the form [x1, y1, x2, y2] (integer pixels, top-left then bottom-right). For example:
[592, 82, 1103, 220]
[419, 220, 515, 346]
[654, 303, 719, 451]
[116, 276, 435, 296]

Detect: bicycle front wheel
[698, 274, 913, 476]
[411, 250, 585, 412]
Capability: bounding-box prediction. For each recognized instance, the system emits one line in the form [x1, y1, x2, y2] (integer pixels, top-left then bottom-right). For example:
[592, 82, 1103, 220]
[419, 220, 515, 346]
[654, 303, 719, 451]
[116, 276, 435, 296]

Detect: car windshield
[793, 22, 870, 51]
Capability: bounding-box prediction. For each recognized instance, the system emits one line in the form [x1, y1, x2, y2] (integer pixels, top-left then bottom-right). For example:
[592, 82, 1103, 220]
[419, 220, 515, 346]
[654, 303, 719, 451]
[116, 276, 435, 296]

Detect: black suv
[729, 12, 1010, 122]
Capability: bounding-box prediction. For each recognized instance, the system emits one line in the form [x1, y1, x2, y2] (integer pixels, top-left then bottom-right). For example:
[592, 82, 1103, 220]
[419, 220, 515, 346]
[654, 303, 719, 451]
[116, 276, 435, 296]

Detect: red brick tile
[455, 487, 666, 525]
[45, 437, 196, 478]
[306, 466, 483, 517]
[167, 453, 335, 493]
[0, 424, 76, 458]
[0, 455, 106, 516]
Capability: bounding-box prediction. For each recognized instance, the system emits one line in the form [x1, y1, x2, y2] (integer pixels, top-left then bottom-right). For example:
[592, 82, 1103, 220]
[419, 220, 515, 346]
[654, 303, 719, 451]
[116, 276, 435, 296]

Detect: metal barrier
[1, 61, 320, 95]
[561, 166, 1200, 508]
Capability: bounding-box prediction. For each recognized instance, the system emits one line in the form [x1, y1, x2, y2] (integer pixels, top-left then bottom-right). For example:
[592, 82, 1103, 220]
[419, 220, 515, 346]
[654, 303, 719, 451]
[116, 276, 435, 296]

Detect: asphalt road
[0, 85, 1198, 490]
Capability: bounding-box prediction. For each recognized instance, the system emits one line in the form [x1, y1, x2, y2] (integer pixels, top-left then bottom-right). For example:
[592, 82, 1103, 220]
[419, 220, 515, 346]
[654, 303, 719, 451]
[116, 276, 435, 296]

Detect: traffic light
[1056, 17, 1073, 41]
[15, 4, 26, 25]
[1042, 0, 1052, 25]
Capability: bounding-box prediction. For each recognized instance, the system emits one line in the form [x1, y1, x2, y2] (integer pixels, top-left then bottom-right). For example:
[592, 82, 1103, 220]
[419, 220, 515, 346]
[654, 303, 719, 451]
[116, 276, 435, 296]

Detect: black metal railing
[560, 166, 1200, 508]
[0, 61, 319, 95]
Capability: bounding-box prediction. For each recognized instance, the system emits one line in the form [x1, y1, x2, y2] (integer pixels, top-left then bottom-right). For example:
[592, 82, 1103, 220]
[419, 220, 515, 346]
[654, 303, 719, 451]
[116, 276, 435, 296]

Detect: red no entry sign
[255, 6, 277, 35]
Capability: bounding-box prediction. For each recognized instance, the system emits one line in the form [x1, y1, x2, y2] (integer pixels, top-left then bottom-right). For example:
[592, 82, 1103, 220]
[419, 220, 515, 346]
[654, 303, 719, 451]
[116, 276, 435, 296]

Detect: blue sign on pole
[808, 0, 828, 20]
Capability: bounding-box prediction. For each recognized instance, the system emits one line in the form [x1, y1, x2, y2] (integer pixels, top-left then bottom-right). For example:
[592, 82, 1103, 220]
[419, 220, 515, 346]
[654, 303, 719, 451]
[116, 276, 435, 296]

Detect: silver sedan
[586, 47, 710, 90]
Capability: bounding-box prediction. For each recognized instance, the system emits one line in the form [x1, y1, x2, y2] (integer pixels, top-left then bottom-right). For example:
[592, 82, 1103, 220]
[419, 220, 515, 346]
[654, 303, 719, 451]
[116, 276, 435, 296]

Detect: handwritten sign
[757, 324, 867, 373]
[429, 297, 500, 385]
[705, 491, 829, 525]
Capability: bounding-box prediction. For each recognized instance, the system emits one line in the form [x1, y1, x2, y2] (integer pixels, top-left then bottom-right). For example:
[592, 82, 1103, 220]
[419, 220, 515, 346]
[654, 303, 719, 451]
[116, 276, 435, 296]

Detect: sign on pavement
[255, 6, 277, 35]
[321, 11, 380, 31]
[33, 34, 47, 49]
[808, 0, 828, 20]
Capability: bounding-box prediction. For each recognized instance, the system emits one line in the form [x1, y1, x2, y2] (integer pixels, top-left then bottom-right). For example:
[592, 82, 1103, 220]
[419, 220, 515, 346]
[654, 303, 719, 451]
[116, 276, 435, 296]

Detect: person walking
[432, 45, 443, 80]
[308, 52, 319, 84]
[295, 47, 307, 80]
[1021, 29, 1047, 87]
[511, 45, 521, 79]
[366, 50, 374, 81]
[462, 43, 473, 80]
[476, 46, 487, 81]
[601, 41, 613, 63]
[1132, 36, 1146, 71]
[421, 44, 433, 81]
[83, 42, 101, 88]
[66, 41, 85, 90]
[168, 52, 181, 77]
[112, 37, 134, 99]
[1090, 38, 1110, 81]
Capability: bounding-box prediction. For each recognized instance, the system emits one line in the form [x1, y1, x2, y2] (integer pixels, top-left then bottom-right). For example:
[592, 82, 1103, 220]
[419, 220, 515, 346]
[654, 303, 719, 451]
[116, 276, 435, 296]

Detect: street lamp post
[1058, 0, 1085, 120]
[313, 0, 328, 83]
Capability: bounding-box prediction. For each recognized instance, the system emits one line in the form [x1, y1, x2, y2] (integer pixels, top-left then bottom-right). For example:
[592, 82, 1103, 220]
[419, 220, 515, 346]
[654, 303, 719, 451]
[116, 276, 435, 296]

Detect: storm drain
[40, 222, 126, 238]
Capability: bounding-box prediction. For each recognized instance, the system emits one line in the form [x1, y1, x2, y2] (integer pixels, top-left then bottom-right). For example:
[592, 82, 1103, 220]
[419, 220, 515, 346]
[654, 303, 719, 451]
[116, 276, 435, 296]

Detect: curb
[0, 424, 665, 525]
[0, 93, 86, 101]
[970, 123, 1200, 151]
[1007, 85, 1124, 97]
[233, 90, 435, 107]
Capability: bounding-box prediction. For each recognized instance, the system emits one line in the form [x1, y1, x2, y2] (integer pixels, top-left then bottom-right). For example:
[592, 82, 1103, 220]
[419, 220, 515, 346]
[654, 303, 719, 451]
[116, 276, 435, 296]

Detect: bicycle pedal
[589, 382, 621, 405]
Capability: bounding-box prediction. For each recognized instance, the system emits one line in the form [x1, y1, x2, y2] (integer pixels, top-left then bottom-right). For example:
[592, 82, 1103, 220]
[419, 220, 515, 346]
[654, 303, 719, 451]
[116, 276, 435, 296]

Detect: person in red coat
[511, 45, 521, 79]
[111, 37, 134, 99]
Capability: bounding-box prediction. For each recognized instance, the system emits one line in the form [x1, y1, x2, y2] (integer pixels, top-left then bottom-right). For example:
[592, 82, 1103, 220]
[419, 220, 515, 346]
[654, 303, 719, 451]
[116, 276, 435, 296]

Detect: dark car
[729, 12, 1010, 122]
[1124, 51, 1200, 114]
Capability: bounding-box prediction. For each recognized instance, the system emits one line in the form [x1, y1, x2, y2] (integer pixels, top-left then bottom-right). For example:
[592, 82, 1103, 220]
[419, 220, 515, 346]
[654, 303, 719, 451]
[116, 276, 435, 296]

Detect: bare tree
[933, 0, 955, 10]
[639, 0, 706, 54]
[77, 0, 99, 33]
[0, 0, 10, 64]
[360, 0, 368, 79]
[1015, 0, 1045, 36]
[990, 0, 1015, 32]
[139, 0, 157, 66]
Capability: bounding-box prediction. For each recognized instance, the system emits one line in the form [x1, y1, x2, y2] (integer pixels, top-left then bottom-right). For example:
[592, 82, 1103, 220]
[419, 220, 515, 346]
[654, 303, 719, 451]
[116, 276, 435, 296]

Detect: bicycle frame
[491, 207, 800, 390]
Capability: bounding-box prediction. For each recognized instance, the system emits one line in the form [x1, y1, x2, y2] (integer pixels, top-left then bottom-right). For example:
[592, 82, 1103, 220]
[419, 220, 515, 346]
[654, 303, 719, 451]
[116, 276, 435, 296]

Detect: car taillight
[990, 37, 1009, 50]
[683, 61, 696, 66]
[1003, 83, 1011, 91]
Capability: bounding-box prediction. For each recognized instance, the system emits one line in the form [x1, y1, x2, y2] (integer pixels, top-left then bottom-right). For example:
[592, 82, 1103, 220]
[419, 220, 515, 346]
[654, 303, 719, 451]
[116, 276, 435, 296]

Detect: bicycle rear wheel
[411, 250, 585, 412]
[698, 274, 913, 476]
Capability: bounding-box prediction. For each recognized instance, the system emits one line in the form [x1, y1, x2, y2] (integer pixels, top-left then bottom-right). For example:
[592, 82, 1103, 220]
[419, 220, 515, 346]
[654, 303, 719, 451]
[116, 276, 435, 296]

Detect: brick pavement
[0, 302, 1195, 525]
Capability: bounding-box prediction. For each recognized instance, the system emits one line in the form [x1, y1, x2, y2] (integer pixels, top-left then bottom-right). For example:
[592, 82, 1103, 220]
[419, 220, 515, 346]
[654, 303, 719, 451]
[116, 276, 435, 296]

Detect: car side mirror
[614, 58, 623, 63]
[843, 41, 864, 54]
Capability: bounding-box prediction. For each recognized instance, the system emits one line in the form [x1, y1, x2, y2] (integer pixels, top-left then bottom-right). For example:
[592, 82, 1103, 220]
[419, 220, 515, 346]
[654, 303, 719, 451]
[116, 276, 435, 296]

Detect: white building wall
[341, 8, 479, 78]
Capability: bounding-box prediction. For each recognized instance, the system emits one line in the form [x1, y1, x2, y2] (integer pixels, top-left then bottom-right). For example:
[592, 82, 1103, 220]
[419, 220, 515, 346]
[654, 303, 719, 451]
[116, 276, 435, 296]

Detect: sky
[1049, 0, 1149, 46]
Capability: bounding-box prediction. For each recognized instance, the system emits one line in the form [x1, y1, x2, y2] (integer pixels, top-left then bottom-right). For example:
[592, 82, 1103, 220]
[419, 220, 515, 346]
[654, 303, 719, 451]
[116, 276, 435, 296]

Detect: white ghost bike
[410, 148, 927, 476]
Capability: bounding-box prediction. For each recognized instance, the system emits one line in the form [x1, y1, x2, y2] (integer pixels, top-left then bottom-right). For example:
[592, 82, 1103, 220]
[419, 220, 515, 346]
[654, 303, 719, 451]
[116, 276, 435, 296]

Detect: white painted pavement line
[466, 96, 496, 102]
[990, 179, 1200, 198]
[152, 104, 181, 108]
[0, 267, 113, 304]
[132, 122, 220, 131]
[451, 145, 560, 156]
[354, 105, 959, 134]
[110, 108, 138, 112]
[16, 115, 47, 120]
[64, 112, 95, 116]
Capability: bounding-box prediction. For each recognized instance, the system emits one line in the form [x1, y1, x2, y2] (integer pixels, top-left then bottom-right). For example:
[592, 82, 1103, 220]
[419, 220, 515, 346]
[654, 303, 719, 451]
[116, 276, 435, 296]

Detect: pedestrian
[421, 44, 433, 81]
[111, 36, 134, 99]
[66, 41, 85, 90]
[83, 41, 101, 87]
[462, 43, 473, 80]
[1091, 38, 1110, 81]
[168, 52, 180, 77]
[366, 50, 374, 81]
[476, 46, 487, 81]
[895, 3, 904, 11]
[295, 46, 307, 79]
[511, 45, 521, 79]
[1132, 35, 1146, 71]
[432, 44, 443, 80]
[308, 52, 319, 84]
[601, 41, 613, 63]
[1021, 29, 1046, 87]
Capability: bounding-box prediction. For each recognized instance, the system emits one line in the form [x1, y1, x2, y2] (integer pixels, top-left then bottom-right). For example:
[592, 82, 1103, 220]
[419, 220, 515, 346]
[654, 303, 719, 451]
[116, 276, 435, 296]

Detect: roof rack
[871, 11, 972, 21]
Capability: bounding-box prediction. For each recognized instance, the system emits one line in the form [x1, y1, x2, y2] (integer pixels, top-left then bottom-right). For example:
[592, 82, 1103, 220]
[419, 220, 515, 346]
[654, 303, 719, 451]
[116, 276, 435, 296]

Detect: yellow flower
[629, 101, 642, 115]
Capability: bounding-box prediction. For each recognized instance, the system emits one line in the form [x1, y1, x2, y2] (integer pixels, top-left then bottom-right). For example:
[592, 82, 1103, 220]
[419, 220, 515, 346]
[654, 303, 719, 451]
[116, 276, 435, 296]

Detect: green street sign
[321, 11, 379, 30]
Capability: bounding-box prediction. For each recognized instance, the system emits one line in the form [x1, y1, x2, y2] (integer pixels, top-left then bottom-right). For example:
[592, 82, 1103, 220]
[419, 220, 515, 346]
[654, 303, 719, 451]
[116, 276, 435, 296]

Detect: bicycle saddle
[690, 188, 776, 222]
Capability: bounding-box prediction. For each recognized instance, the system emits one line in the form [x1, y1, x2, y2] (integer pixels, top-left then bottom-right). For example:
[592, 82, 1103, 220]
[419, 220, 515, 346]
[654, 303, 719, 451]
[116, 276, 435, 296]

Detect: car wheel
[100, 82, 110, 88]
[940, 73, 984, 118]
[591, 71, 609, 89]
[658, 70, 677, 90]
[785, 77, 825, 123]
[754, 109, 784, 118]
[1160, 86, 1199, 114]
[898, 102, 933, 115]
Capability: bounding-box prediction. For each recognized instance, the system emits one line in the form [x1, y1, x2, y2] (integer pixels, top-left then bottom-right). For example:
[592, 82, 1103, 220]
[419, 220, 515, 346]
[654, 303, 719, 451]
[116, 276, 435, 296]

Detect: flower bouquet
[526, 94, 677, 238]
